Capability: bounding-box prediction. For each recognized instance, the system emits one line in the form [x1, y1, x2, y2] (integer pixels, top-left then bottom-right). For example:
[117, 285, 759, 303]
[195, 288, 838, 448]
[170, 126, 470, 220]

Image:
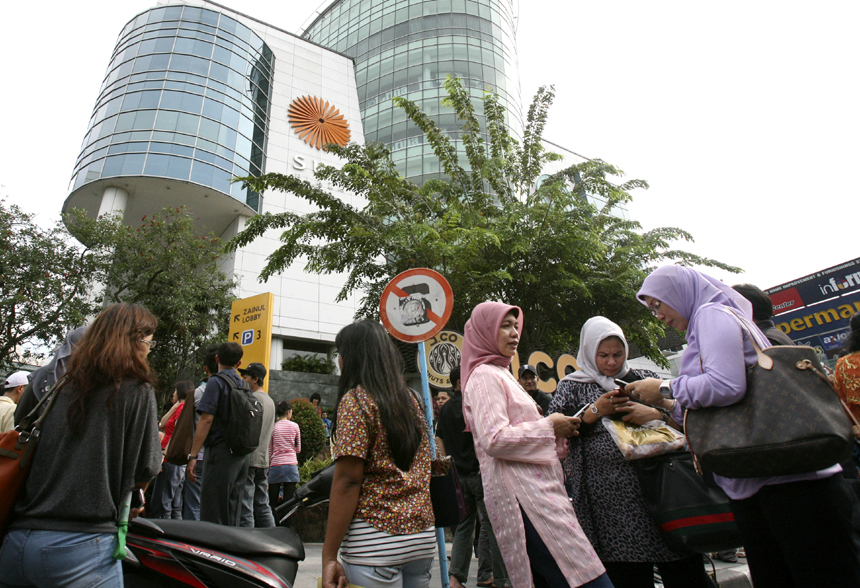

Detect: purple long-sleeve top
[669, 303, 841, 500]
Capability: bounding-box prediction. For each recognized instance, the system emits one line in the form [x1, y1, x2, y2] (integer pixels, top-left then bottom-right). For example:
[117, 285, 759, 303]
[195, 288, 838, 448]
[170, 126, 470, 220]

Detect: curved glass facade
[302, 0, 522, 186]
[70, 5, 273, 211]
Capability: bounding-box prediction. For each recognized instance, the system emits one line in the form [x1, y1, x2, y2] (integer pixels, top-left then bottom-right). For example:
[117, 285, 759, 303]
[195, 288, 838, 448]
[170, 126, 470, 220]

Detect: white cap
[5, 371, 29, 389]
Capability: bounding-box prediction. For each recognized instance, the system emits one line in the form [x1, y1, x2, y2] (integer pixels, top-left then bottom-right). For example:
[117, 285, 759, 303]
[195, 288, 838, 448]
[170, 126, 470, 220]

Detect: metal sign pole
[418, 340, 450, 588]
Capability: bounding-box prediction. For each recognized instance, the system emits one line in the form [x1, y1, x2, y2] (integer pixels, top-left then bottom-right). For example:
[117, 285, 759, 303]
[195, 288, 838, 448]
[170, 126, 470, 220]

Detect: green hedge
[290, 398, 327, 465]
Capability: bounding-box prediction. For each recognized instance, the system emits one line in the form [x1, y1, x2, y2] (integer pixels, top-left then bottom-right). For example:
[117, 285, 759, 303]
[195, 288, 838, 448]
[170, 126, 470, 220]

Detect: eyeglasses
[648, 300, 663, 316]
[140, 339, 156, 349]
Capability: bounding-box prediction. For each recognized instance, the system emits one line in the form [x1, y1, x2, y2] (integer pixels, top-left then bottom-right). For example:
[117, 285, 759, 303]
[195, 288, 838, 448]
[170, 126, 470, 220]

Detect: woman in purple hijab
[627, 265, 860, 588]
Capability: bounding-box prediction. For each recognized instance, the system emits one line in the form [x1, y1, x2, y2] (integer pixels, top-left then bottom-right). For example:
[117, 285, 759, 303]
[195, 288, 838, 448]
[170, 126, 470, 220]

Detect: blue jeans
[342, 556, 433, 588]
[149, 461, 186, 519]
[240, 466, 275, 528]
[0, 529, 122, 588]
[183, 458, 202, 520]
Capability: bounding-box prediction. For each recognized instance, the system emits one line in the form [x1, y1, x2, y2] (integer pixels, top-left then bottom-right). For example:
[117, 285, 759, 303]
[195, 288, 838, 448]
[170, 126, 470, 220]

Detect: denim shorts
[269, 464, 300, 483]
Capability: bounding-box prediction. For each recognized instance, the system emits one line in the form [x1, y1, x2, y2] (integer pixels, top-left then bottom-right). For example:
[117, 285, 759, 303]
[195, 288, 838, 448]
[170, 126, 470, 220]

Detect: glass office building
[69, 5, 273, 211]
[302, 0, 523, 185]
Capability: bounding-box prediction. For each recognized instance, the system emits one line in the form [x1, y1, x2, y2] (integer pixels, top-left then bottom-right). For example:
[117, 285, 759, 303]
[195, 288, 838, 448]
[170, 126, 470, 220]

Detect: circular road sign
[379, 268, 454, 343]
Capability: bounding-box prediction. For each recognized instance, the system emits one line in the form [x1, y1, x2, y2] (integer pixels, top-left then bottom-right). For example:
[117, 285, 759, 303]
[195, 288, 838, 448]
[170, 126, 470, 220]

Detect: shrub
[290, 398, 326, 465]
[281, 355, 335, 374]
[298, 456, 333, 487]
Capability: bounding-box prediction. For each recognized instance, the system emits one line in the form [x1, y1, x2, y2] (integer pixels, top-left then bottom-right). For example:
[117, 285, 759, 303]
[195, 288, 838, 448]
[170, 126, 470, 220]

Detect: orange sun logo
[287, 95, 351, 150]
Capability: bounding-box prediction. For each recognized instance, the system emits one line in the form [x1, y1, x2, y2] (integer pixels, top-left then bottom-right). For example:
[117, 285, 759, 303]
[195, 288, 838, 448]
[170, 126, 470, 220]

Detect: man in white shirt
[1, 371, 29, 432]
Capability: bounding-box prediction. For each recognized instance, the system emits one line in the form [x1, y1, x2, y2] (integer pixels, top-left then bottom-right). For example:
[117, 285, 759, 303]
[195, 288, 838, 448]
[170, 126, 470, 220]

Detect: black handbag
[685, 308, 853, 479]
[633, 451, 742, 553]
[429, 455, 467, 528]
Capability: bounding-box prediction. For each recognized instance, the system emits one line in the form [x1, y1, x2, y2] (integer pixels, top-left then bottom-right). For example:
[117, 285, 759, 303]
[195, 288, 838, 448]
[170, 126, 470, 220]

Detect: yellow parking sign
[228, 292, 274, 393]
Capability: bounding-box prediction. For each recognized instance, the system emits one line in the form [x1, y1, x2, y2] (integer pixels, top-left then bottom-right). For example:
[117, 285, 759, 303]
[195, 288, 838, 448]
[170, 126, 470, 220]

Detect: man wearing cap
[239, 362, 277, 528]
[1, 371, 28, 432]
[518, 364, 551, 416]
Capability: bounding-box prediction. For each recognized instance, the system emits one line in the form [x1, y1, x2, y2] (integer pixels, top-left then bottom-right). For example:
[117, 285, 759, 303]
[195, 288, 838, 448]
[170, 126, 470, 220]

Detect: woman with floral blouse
[321, 320, 435, 588]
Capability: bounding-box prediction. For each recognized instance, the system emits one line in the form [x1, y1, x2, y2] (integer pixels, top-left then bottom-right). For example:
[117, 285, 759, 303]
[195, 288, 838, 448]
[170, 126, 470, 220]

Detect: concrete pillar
[97, 186, 129, 219]
[270, 336, 284, 371]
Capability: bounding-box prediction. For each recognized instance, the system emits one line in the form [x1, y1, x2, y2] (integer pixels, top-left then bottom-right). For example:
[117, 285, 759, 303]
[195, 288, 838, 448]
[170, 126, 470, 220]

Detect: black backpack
[214, 373, 263, 455]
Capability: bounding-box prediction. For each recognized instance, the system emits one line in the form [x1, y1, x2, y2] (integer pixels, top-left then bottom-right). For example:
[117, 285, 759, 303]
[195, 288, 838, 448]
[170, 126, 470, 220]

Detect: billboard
[765, 257, 860, 315]
[769, 286, 860, 359]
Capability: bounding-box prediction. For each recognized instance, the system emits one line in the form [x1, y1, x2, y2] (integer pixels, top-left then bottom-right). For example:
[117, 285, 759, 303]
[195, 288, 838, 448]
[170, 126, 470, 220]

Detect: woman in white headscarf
[548, 317, 713, 588]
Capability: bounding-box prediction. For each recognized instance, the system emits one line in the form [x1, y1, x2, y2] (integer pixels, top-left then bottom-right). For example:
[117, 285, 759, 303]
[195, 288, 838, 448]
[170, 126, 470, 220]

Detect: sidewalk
[291, 543, 753, 588]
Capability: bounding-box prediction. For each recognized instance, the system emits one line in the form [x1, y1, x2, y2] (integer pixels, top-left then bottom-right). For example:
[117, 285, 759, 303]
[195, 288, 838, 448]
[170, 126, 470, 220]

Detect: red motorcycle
[123, 464, 333, 588]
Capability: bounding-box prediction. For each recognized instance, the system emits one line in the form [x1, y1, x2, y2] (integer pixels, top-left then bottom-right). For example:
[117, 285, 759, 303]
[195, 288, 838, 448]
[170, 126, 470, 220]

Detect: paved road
[292, 543, 753, 588]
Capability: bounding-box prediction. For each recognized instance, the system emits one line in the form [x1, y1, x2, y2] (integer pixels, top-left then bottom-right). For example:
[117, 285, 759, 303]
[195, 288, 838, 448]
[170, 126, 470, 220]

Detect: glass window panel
[154, 37, 174, 52]
[174, 37, 194, 53]
[102, 155, 124, 177]
[155, 110, 179, 131]
[180, 93, 203, 113]
[219, 127, 237, 151]
[115, 112, 136, 132]
[150, 54, 170, 70]
[191, 160, 215, 185]
[202, 98, 223, 120]
[199, 118, 220, 141]
[121, 92, 142, 111]
[160, 90, 182, 109]
[235, 134, 252, 158]
[213, 45, 232, 65]
[121, 153, 146, 175]
[220, 105, 240, 129]
[138, 39, 158, 55]
[194, 148, 216, 163]
[144, 153, 170, 176]
[165, 155, 192, 179]
[211, 167, 231, 193]
[199, 8, 219, 26]
[169, 53, 191, 71]
[138, 90, 161, 109]
[176, 113, 199, 134]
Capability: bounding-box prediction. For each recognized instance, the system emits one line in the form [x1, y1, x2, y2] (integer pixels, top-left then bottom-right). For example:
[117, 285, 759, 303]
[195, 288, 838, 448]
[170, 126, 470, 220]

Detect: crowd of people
[2, 264, 860, 588]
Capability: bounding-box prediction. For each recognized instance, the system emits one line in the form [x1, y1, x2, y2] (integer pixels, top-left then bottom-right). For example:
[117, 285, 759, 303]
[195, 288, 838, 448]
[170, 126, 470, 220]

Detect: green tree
[230, 78, 740, 363]
[68, 206, 235, 401]
[0, 200, 106, 369]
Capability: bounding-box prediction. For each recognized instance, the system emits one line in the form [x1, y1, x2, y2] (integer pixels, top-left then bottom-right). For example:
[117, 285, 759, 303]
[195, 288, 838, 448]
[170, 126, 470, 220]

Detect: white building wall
[169, 0, 367, 348]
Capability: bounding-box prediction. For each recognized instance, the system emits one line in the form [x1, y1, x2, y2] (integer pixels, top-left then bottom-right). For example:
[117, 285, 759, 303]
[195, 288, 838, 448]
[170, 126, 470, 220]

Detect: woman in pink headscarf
[628, 265, 860, 588]
[461, 301, 612, 588]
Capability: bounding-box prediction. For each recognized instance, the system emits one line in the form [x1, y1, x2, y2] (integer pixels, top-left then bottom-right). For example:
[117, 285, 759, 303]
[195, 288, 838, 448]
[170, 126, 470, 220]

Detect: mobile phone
[563, 404, 589, 418]
[131, 488, 145, 509]
[613, 378, 629, 390]
[571, 404, 589, 419]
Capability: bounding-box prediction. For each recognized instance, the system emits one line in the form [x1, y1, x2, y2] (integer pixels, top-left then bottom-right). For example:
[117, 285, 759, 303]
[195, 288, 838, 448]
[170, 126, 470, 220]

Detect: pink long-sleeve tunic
[463, 364, 605, 588]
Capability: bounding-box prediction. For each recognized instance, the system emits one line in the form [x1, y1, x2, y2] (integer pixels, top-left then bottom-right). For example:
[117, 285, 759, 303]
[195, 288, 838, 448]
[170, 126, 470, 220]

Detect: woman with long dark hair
[0, 303, 162, 587]
[149, 379, 195, 519]
[321, 320, 435, 588]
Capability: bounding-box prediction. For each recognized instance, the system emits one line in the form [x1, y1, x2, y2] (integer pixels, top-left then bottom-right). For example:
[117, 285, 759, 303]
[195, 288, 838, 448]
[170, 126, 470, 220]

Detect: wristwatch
[659, 380, 673, 399]
[589, 404, 599, 415]
[187, 454, 197, 461]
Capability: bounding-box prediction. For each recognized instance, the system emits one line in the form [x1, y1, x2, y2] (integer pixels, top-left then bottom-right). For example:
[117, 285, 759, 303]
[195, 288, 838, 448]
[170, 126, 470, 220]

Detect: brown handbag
[164, 401, 194, 466]
[685, 308, 854, 479]
[0, 383, 61, 536]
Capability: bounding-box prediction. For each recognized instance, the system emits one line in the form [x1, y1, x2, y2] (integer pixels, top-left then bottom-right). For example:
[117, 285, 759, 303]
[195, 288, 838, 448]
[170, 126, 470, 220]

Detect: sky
[1, 0, 856, 291]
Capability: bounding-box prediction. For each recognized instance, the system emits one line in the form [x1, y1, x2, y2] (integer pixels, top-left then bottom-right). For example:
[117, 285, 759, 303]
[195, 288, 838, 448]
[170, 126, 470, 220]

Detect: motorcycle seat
[130, 518, 305, 561]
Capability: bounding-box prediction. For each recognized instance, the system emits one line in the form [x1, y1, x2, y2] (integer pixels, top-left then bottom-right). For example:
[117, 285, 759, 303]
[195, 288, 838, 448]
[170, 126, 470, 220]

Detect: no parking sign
[379, 268, 453, 343]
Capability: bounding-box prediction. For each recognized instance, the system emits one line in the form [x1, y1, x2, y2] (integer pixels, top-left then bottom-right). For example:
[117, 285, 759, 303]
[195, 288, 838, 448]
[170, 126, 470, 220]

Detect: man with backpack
[187, 342, 263, 526]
